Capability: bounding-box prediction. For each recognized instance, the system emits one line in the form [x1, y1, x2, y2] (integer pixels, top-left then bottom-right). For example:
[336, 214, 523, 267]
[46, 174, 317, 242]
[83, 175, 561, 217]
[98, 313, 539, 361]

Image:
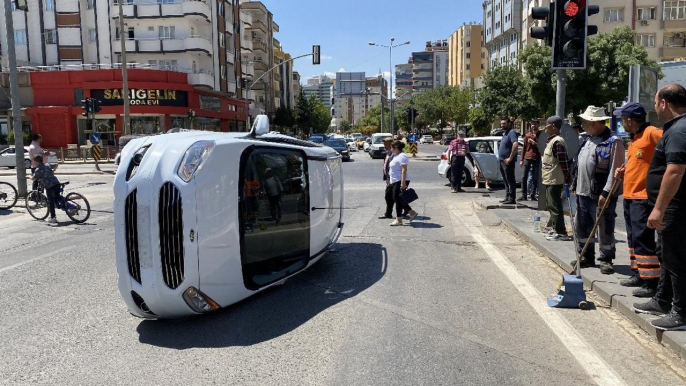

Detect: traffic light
[92, 99, 102, 114]
[312, 45, 320, 65]
[552, 0, 599, 69]
[81, 98, 92, 117]
[530, 2, 556, 46]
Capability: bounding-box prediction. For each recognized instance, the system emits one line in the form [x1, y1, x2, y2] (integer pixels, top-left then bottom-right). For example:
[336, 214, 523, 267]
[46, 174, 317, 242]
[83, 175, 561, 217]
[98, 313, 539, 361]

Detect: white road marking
[0, 245, 76, 275]
[452, 209, 627, 386]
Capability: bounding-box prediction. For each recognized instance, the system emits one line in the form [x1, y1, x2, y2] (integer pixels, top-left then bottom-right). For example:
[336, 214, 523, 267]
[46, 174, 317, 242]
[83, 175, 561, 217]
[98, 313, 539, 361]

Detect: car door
[469, 140, 501, 180]
[514, 141, 524, 181]
[0, 148, 16, 168]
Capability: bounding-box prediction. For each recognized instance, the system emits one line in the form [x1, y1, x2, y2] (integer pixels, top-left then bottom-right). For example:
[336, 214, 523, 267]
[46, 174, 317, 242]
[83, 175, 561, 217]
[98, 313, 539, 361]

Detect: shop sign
[91, 89, 188, 107]
[199, 95, 221, 111]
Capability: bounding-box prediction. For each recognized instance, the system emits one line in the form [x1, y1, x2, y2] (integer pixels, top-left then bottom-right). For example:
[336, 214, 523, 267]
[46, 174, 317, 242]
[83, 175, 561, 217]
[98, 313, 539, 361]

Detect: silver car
[0, 146, 58, 169]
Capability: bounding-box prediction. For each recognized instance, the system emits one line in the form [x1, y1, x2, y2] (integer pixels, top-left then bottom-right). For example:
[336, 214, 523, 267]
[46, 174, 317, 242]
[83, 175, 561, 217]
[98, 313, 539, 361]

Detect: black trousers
[392, 181, 412, 218]
[267, 195, 282, 221]
[499, 160, 517, 200]
[384, 183, 395, 217]
[654, 205, 686, 316]
[46, 185, 59, 219]
[30, 167, 39, 191]
[450, 156, 466, 190]
[623, 199, 659, 280]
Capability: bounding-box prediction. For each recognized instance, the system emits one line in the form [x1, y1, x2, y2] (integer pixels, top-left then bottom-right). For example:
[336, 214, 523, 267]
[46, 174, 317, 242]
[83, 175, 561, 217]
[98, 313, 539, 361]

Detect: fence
[47, 146, 118, 163]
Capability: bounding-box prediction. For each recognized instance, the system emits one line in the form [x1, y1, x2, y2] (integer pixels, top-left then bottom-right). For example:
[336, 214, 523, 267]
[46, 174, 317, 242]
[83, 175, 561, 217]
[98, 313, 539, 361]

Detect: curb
[482, 205, 686, 361]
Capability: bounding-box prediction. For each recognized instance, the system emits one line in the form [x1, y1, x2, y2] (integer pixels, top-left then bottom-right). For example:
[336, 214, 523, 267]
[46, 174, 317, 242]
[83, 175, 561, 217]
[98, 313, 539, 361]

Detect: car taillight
[441, 154, 448, 160]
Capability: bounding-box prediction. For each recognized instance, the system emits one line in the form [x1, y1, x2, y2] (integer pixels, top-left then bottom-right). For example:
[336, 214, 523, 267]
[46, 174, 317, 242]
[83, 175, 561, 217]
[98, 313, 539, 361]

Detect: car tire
[24, 159, 31, 169]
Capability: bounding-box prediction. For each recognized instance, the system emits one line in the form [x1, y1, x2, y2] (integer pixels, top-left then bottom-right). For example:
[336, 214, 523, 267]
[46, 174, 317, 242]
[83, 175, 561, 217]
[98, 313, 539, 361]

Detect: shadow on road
[136, 242, 386, 349]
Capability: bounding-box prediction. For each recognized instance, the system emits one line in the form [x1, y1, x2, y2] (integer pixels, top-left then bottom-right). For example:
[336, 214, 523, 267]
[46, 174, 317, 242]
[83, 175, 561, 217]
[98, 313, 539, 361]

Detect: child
[31, 155, 60, 225]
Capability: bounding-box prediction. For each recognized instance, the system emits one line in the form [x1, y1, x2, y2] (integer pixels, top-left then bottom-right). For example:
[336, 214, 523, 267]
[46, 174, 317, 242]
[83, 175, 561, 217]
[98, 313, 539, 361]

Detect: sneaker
[501, 200, 516, 205]
[451, 188, 457, 193]
[620, 274, 643, 287]
[546, 233, 573, 241]
[518, 196, 528, 201]
[599, 261, 614, 275]
[389, 220, 403, 227]
[651, 311, 686, 331]
[579, 258, 595, 268]
[544, 229, 555, 237]
[457, 189, 466, 193]
[633, 298, 671, 317]
[633, 283, 657, 298]
[378, 215, 393, 219]
[46, 217, 58, 225]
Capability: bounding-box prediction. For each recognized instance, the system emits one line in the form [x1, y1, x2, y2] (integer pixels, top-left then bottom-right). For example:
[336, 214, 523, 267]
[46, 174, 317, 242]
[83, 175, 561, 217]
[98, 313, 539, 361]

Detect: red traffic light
[564, 0, 586, 17]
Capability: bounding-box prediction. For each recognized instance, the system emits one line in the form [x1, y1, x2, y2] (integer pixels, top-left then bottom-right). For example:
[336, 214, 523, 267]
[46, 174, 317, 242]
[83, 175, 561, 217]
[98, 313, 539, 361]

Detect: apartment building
[483, 0, 523, 69]
[448, 23, 487, 89]
[521, 0, 546, 49]
[292, 71, 301, 97]
[395, 62, 413, 105]
[274, 41, 294, 109]
[365, 76, 388, 111]
[302, 75, 333, 110]
[331, 74, 388, 125]
[411, 40, 449, 95]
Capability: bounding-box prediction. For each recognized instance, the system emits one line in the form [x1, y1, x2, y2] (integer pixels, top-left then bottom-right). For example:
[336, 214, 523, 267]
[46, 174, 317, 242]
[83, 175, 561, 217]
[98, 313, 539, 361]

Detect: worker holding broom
[574, 106, 626, 275]
[613, 102, 663, 297]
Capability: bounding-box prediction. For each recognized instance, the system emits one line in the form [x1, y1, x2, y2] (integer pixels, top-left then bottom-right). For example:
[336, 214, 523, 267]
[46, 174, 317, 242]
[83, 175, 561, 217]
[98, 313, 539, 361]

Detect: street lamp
[369, 38, 410, 133]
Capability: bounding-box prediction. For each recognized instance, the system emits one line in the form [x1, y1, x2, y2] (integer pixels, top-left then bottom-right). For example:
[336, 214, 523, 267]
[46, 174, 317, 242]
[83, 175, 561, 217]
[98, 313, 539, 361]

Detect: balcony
[662, 19, 686, 31]
[241, 39, 253, 51]
[113, 39, 137, 53]
[251, 82, 265, 90]
[241, 11, 252, 26]
[242, 63, 254, 77]
[253, 39, 268, 52]
[114, 36, 212, 56]
[112, 0, 211, 23]
[413, 63, 433, 71]
[253, 61, 268, 72]
[661, 45, 686, 58]
[226, 51, 235, 64]
[188, 72, 214, 88]
[249, 19, 268, 34]
[227, 81, 236, 94]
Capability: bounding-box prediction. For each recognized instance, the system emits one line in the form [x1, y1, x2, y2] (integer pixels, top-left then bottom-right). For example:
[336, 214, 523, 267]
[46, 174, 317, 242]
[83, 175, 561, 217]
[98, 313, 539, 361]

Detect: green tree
[273, 106, 295, 128]
[478, 65, 534, 122]
[294, 91, 313, 136]
[338, 119, 353, 133]
[359, 105, 390, 132]
[519, 43, 555, 117]
[310, 97, 331, 134]
[468, 106, 492, 136]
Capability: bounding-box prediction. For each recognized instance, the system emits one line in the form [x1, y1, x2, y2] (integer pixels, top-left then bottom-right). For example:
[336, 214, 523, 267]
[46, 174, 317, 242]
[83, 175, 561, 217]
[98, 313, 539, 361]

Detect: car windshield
[310, 137, 324, 143]
[325, 140, 346, 147]
[345, 138, 353, 143]
[373, 136, 390, 144]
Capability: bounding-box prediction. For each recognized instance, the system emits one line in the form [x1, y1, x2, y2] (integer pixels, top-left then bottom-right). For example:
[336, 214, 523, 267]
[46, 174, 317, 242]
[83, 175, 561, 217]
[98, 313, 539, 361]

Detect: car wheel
[24, 159, 31, 169]
[462, 169, 474, 187]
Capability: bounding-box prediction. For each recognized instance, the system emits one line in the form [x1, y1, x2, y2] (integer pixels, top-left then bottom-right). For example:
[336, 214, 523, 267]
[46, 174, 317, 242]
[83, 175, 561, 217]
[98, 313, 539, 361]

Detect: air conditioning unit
[675, 33, 684, 39]
[640, 19, 649, 26]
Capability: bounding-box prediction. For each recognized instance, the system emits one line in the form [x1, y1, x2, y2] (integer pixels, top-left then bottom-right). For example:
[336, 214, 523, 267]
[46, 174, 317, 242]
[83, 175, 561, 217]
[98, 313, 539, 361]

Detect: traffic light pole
[556, 70, 566, 118]
[91, 111, 101, 172]
[4, 0, 28, 197]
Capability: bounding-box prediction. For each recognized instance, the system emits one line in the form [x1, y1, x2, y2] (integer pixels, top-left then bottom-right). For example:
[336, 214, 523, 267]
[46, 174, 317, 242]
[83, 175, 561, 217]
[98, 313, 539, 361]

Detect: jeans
[545, 184, 566, 235]
[499, 160, 517, 201]
[623, 199, 659, 280]
[450, 156, 466, 190]
[522, 159, 540, 198]
[654, 205, 686, 316]
[46, 185, 60, 219]
[574, 194, 618, 261]
[392, 181, 412, 218]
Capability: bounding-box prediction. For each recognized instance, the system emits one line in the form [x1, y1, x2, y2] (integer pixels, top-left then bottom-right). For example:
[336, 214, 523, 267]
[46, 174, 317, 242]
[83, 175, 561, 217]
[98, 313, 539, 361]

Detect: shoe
[579, 258, 595, 268]
[451, 188, 457, 193]
[46, 217, 57, 225]
[599, 261, 614, 275]
[378, 215, 393, 219]
[620, 274, 643, 287]
[633, 283, 657, 298]
[547, 234, 573, 241]
[545, 230, 556, 238]
[518, 196, 528, 201]
[457, 189, 466, 193]
[408, 212, 418, 223]
[651, 311, 686, 331]
[486, 186, 492, 191]
[390, 221, 403, 227]
[501, 200, 516, 205]
[633, 298, 671, 317]
[499, 198, 509, 203]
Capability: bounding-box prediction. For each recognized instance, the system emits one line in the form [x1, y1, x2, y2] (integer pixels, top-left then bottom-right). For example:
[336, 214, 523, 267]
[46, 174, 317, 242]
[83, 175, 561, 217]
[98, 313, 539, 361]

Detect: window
[466, 41, 471, 47]
[664, 1, 686, 20]
[665, 34, 686, 47]
[221, 65, 226, 79]
[239, 147, 311, 290]
[45, 29, 57, 44]
[636, 34, 656, 47]
[45, 0, 54, 11]
[148, 60, 157, 66]
[14, 30, 27, 45]
[637, 7, 657, 20]
[128, 27, 134, 40]
[218, 1, 224, 17]
[604, 8, 624, 22]
[159, 60, 178, 69]
[466, 53, 471, 58]
[11, 1, 16, 11]
[466, 64, 470, 70]
[86, 0, 94, 9]
[88, 28, 96, 43]
[158, 26, 175, 40]
[219, 33, 225, 47]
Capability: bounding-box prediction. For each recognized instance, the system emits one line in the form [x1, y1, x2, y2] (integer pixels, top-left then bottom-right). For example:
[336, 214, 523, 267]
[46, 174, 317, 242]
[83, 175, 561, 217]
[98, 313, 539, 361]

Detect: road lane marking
[0, 245, 78, 275]
[452, 210, 627, 386]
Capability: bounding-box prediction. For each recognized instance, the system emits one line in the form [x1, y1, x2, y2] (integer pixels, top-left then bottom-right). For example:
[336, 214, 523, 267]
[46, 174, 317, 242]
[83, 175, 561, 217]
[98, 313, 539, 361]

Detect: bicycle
[0, 181, 18, 210]
[25, 182, 91, 223]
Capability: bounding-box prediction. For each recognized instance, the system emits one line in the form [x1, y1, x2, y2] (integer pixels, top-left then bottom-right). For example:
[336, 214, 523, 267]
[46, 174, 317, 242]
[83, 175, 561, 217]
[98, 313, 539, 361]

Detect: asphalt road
[0, 154, 683, 385]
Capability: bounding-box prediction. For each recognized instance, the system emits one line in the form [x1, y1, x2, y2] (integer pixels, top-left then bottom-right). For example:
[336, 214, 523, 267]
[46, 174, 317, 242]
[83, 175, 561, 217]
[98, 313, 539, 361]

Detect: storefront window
[78, 118, 117, 146]
[130, 116, 164, 135]
[195, 117, 221, 132]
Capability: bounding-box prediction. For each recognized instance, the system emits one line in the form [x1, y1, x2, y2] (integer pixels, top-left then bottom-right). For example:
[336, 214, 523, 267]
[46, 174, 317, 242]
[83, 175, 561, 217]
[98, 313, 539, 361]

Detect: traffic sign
[409, 142, 418, 156]
[90, 132, 101, 145]
[408, 133, 418, 143]
[92, 145, 101, 162]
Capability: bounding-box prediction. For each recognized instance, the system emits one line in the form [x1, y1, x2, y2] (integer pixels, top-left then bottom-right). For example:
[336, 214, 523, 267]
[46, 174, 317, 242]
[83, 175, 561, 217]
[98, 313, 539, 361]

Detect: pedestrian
[262, 168, 283, 223]
[497, 118, 519, 204]
[612, 102, 663, 298]
[448, 131, 469, 193]
[388, 140, 418, 226]
[541, 116, 573, 241]
[474, 142, 492, 190]
[31, 154, 60, 226]
[520, 120, 542, 201]
[574, 106, 625, 274]
[28, 134, 46, 192]
[379, 138, 397, 219]
[633, 84, 686, 331]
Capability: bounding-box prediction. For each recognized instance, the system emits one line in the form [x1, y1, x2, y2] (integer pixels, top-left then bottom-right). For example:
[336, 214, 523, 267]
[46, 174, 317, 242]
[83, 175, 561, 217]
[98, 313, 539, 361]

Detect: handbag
[400, 188, 418, 204]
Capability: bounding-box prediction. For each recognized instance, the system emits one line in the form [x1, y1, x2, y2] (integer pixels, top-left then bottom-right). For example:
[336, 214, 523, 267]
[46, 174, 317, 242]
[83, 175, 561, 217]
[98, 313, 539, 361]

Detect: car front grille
[125, 189, 141, 284]
[159, 182, 184, 289]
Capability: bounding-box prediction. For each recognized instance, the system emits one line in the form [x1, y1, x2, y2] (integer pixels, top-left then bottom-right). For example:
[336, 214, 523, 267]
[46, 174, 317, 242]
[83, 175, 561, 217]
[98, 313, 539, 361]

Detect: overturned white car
[113, 116, 344, 319]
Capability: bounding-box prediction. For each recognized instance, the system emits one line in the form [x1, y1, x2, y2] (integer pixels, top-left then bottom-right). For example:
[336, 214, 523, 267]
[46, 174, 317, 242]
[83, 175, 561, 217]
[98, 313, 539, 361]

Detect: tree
[478, 65, 534, 122]
[468, 106, 492, 136]
[294, 91, 313, 136]
[273, 106, 295, 128]
[519, 43, 555, 117]
[338, 120, 353, 133]
[359, 105, 390, 132]
[310, 97, 331, 134]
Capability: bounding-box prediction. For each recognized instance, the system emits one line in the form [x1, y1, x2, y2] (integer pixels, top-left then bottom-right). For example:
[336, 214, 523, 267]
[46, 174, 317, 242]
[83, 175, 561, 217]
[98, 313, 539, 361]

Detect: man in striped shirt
[542, 116, 573, 241]
[448, 132, 470, 193]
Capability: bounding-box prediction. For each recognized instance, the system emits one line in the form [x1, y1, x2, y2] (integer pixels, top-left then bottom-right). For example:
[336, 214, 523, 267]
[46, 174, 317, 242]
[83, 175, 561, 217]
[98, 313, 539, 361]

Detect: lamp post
[369, 38, 410, 134]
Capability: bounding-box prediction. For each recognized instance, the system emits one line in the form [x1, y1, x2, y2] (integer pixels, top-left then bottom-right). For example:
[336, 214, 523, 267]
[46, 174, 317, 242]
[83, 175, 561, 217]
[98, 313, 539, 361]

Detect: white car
[419, 135, 434, 144]
[345, 138, 358, 152]
[368, 133, 393, 159]
[114, 115, 344, 319]
[0, 146, 58, 169]
[437, 136, 523, 186]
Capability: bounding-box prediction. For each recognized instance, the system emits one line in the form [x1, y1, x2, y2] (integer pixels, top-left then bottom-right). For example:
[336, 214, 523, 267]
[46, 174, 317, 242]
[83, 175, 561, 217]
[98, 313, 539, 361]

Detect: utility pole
[119, 0, 131, 136]
[379, 73, 384, 133]
[556, 70, 566, 118]
[5, 0, 28, 197]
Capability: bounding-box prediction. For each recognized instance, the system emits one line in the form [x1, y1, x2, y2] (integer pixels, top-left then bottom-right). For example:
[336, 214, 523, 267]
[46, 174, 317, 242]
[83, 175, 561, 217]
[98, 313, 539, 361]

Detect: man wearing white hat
[574, 105, 625, 275]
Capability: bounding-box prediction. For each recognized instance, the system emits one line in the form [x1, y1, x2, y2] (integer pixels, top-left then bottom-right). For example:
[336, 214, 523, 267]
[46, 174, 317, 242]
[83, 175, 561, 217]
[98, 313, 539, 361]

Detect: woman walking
[388, 140, 418, 226]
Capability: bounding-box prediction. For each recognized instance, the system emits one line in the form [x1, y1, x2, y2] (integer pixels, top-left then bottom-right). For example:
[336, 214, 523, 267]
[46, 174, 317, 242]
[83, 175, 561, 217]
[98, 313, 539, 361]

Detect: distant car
[309, 135, 327, 144]
[368, 133, 393, 159]
[324, 139, 350, 161]
[363, 138, 372, 152]
[345, 138, 358, 152]
[437, 136, 524, 187]
[439, 134, 455, 146]
[0, 146, 58, 169]
[356, 137, 367, 149]
[419, 135, 433, 144]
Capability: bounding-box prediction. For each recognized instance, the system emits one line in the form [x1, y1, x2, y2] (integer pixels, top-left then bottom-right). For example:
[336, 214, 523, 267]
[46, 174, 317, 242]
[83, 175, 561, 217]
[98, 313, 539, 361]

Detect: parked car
[439, 134, 455, 145]
[324, 138, 351, 161]
[419, 135, 434, 144]
[356, 137, 368, 149]
[363, 138, 372, 152]
[345, 138, 358, 152]
[437, 136, 524, 187]
[0, 146, 58, 169]
[368, 133, 393, 159]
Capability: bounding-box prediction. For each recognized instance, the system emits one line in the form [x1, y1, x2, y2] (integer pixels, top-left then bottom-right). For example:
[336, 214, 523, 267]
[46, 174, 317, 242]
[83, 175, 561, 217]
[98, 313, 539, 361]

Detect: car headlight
[182, 286, 221, 313]
[177, 141, 215, 182]
[342, 150, 349, 154]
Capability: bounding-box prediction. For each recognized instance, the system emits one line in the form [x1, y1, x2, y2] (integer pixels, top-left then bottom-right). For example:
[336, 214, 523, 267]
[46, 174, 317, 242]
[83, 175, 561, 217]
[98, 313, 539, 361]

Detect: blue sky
[260, 0, 485, 87]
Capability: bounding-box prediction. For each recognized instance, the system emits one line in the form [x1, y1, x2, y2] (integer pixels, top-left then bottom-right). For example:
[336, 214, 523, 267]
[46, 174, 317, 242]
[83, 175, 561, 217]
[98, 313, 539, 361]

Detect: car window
[373, 136, 390, 144]
[470, 140, 493, 154]
[325, 140, 346, 147]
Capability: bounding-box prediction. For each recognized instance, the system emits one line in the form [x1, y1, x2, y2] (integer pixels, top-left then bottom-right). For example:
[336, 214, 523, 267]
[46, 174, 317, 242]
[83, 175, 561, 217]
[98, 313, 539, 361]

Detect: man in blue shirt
[498, 118, 519, 204]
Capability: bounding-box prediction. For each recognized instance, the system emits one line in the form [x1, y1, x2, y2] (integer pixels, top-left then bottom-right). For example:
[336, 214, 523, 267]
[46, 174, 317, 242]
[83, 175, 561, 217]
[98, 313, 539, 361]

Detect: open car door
[469, 139, 501, 180]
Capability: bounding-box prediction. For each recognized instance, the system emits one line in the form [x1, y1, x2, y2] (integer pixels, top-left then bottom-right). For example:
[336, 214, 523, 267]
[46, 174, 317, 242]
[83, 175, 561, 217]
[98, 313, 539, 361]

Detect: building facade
[395, 62, 413, 105]
[449, 23, 487, 88]
[411, 40, 449, 95]
[302, 75, 333, 110]
[483, 0, 522, 69]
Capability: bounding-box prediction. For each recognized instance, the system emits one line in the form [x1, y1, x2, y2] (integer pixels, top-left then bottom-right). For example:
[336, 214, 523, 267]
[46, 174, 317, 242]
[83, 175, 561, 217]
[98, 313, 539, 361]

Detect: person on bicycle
[31, 154, 60, 225]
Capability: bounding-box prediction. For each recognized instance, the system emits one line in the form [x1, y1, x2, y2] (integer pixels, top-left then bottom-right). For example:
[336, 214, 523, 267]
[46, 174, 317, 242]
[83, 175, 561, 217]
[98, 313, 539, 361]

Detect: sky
[260, 0, 485, 91]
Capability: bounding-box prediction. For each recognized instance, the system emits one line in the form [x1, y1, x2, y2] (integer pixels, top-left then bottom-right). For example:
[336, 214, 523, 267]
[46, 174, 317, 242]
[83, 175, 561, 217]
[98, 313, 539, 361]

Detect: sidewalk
[0, 162, 117, 177]
[473, 196, 686, 361]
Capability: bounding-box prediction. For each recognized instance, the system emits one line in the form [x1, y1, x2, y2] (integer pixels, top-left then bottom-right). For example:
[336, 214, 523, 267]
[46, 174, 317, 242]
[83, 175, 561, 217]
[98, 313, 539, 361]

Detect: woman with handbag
[388, 140, 419, 226]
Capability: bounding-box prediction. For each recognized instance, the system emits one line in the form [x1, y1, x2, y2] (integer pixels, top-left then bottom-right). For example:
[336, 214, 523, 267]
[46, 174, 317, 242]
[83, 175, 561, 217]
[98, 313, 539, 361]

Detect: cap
[613, 102, 647, 118]
[546, 116, 564, 128]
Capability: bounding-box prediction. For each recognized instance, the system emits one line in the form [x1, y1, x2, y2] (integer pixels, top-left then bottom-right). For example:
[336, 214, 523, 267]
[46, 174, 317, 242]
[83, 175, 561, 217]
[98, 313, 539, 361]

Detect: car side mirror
[251, 114, 270, 137]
